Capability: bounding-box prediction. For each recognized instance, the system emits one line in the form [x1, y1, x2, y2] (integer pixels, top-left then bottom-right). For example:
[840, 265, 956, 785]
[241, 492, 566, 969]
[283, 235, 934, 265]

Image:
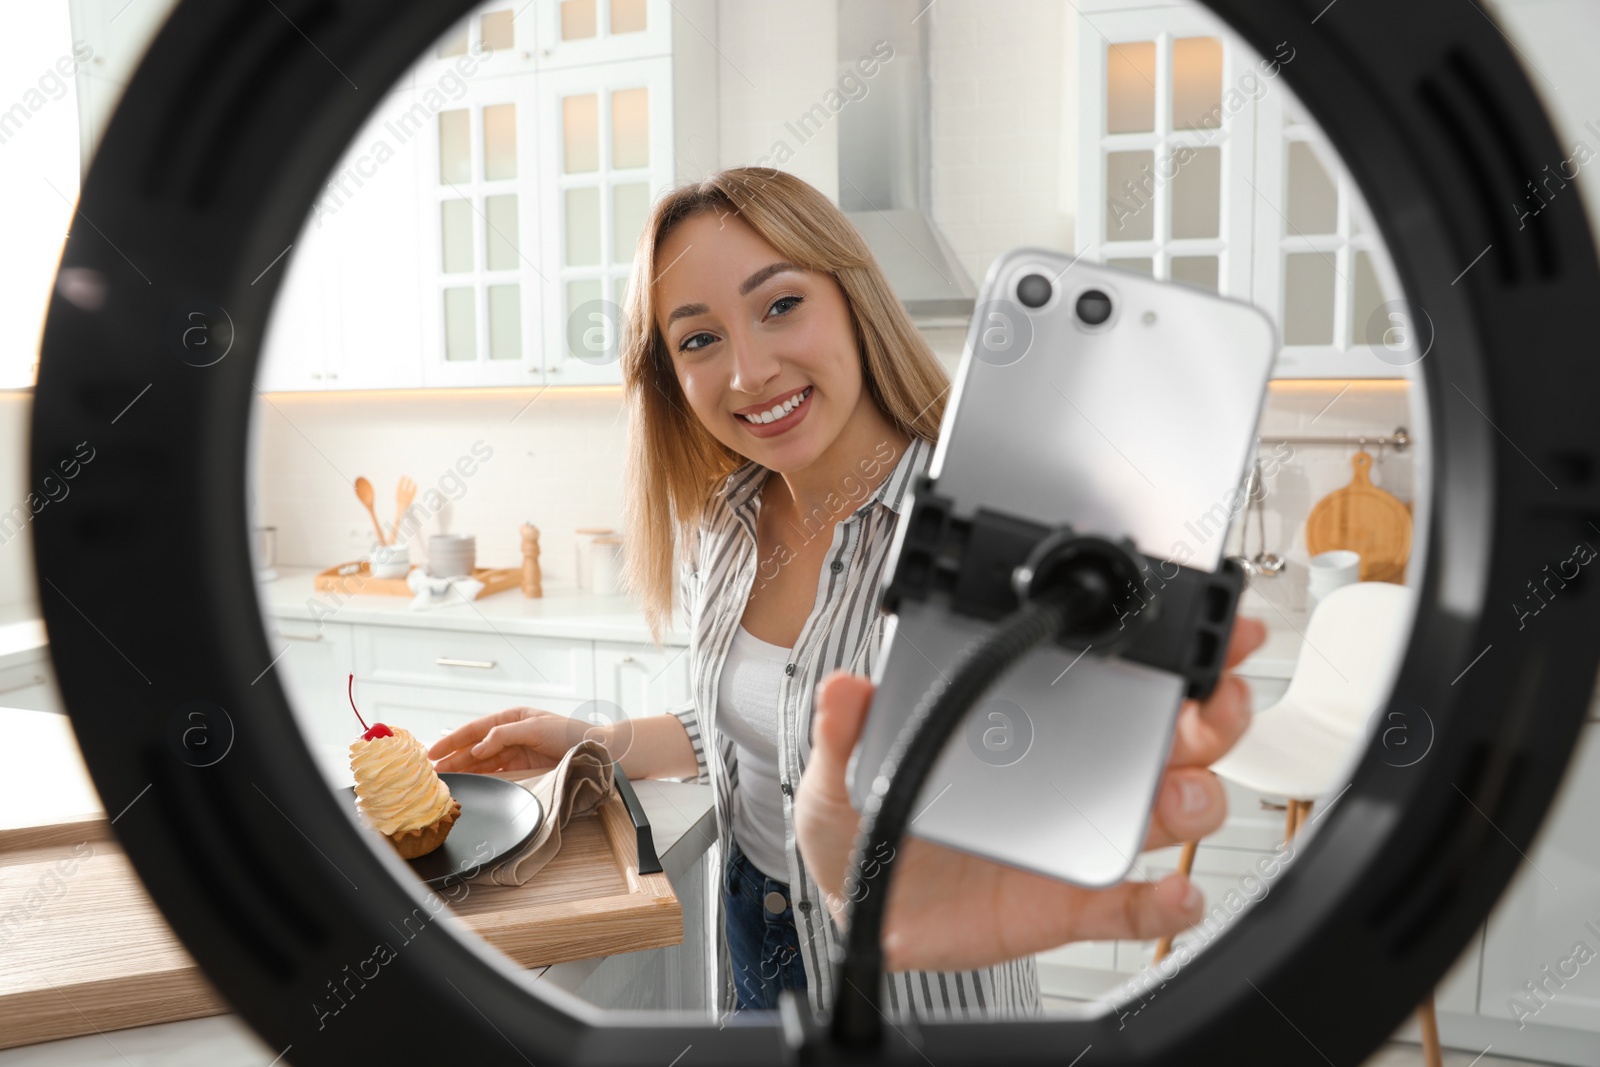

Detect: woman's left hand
[794, 615, 1266, 974]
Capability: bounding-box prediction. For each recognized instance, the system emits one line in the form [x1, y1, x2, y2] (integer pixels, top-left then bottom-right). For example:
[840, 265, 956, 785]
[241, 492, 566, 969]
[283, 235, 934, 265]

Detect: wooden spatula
[354, 477, 388, 545]
[391, 476, 417, 544]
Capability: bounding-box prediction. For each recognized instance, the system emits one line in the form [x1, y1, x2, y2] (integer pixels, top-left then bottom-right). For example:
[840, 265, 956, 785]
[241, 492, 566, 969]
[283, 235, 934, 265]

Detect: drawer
[355, 626, 594, 701]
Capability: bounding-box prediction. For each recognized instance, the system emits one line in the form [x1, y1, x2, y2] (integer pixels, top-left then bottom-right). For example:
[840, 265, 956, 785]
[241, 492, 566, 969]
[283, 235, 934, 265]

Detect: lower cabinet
[266, 612, 694, 788]
[540, 840, 716, 1013]
[268, 618, 358, 781]
[594, 641, 692, 718]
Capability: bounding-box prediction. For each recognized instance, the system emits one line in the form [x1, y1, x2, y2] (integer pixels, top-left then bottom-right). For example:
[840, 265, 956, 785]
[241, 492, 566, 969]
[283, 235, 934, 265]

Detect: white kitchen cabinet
[1074, 0, 1417, 383]
[410, 0, 696, 389]
[535, 57, 675, 385]
[418, 72, 546, 387]
[593, 640, 691, 718]
[256, 208, 334, 392]
[265, 618, 356, 761]
[354, 623, 594, 702]
[321, 88, 427, 390]
[1479, 721, 1600, 1033]
[259, 86, 426, 392]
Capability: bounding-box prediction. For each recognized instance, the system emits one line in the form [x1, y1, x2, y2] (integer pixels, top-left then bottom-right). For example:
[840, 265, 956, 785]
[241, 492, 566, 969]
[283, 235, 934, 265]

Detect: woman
[430, 166, 1262, 1021]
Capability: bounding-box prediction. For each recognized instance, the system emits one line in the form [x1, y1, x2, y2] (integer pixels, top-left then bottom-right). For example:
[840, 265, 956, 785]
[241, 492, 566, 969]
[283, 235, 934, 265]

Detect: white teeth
[742, 386, 810, 424]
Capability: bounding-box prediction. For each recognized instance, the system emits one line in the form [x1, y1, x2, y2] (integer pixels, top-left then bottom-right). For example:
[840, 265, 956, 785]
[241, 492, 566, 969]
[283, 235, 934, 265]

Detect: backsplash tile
[1239, 380, 1417, 616]
[248, 388, 629, 589]
[0, 375, 1417, 618]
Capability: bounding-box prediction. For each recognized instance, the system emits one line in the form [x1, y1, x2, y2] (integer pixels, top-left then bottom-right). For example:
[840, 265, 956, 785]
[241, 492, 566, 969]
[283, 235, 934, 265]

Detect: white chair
[1154, 582, 1442, 1065]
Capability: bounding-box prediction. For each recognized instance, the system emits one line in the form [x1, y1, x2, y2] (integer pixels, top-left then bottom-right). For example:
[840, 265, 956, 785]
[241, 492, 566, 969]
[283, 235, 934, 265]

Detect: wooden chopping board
[0, 723, 681, 1051]
[1305, 451, 1412, 583]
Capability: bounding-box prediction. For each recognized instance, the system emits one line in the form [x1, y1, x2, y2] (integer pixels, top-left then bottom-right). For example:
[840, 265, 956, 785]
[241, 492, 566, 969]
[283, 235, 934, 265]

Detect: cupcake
[346, 675, 460, 858]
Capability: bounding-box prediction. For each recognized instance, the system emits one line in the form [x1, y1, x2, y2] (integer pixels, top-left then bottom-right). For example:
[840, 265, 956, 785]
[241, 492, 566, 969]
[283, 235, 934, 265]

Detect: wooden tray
[0, 768, 680, 1050]
[314, 561, 522, 599]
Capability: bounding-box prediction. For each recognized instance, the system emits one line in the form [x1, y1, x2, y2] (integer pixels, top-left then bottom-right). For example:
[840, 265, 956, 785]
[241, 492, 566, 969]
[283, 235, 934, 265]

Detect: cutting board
[1305, 451, 1412, 583]
[0, 748, 681, 1051]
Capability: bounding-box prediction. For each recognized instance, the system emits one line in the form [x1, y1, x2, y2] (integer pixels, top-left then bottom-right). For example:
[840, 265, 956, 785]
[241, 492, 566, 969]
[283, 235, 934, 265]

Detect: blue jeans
[722, 838, 808, 1011]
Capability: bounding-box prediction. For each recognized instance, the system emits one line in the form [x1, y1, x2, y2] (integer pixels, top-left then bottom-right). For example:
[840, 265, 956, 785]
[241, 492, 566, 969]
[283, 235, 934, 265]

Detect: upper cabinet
[1075, 0, 1416, 380]
[257, 0, 706, 393]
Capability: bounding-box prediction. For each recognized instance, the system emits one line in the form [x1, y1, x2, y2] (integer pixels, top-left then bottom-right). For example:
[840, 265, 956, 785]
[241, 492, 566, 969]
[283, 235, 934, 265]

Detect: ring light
[30, 0, 1600, 1062]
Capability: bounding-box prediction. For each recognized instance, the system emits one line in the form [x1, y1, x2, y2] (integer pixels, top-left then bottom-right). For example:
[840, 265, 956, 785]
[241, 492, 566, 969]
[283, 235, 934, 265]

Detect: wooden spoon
[391, 476, 417, 544]
[353, 477, 388, 545]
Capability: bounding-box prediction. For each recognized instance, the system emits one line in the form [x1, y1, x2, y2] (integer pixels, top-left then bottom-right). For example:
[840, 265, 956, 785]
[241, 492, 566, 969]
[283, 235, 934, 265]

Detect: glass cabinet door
[1250, 84, 1414, 380]
[537, 58, 673, 384]
[421, 77, 545, 387]
[1076, 8, 1255, 301]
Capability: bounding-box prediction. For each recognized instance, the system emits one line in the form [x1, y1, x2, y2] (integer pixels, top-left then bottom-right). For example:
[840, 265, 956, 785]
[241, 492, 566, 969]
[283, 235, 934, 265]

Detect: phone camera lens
[1016, 273, 1053, 309]
[1075, 289, 1113, 326]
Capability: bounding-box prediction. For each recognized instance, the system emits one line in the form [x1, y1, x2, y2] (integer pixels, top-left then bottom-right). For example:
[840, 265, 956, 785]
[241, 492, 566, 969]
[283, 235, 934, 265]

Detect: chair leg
[1285, 798, 1311, 839]
[1417, 992, 1443, 1067]
[1152, 840, 1199, 964]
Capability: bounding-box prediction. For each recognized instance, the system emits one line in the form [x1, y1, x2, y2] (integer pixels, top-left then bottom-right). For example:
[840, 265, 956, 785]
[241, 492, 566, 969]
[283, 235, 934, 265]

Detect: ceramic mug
[1307, 549, 1361, 613]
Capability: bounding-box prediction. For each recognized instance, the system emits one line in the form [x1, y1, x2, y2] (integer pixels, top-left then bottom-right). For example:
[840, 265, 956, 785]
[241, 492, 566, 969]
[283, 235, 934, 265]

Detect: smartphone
[847, 251, 1276, 887]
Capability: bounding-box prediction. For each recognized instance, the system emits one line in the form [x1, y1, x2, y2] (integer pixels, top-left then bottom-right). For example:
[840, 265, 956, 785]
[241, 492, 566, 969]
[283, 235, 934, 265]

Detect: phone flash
[1143, 311, 1158, 325]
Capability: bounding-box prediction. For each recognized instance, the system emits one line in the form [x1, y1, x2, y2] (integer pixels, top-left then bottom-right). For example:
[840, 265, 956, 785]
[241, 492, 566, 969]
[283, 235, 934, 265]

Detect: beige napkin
[466, 739, 615, 886]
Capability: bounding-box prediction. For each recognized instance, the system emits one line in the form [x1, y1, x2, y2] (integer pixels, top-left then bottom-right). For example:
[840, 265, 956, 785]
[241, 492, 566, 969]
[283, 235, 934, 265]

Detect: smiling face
[653, 208, 878, 474]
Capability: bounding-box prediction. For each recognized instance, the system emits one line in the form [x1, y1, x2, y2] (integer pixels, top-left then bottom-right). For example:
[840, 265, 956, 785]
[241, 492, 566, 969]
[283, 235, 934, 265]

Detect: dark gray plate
[342, 772, 543, 889]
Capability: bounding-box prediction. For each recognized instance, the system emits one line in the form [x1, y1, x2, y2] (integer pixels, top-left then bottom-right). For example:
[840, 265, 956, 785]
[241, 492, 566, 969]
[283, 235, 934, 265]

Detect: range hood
[836, 0, 977, 321]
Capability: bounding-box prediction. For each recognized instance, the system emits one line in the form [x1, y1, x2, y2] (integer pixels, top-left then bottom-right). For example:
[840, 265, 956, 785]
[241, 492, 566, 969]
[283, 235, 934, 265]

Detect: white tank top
[716, 623, 793, 882]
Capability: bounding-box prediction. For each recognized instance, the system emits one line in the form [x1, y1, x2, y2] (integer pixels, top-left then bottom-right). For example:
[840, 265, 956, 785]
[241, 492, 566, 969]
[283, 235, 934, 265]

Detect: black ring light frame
[29, 0, 1600, 1062]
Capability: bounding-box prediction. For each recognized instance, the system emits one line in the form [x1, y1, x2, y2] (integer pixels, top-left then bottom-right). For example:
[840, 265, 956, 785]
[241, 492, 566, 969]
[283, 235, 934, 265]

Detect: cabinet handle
[619, 655, 635, 664]
[276, 631, 324, 642]
[436, 657, 497, 669]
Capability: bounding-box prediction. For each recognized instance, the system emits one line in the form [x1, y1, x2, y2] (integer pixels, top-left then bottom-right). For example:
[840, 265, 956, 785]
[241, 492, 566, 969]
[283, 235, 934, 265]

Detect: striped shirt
[670, 433, 1042, 1022]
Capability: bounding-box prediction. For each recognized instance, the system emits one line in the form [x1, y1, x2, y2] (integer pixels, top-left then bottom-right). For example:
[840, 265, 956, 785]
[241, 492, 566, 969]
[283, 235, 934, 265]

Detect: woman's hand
[428, 707, 599, 774]
[794, 615, 1266, 974]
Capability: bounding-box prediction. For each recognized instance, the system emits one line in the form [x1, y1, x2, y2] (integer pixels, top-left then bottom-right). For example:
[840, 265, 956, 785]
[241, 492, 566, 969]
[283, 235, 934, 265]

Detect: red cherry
[348, 674, 392, 740]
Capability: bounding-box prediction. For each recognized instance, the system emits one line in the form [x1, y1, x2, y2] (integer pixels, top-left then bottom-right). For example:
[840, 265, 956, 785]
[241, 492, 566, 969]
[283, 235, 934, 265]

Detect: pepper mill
[520, 522, 543, 598]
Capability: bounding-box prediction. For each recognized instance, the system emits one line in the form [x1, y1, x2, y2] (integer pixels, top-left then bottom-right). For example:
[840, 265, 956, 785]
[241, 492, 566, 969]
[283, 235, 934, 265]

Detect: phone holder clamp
[880, 472, 1246, 701]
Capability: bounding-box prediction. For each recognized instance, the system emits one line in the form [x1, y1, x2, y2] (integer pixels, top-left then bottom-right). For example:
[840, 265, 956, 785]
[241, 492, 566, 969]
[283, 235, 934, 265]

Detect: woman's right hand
[427, 707, 598, 774]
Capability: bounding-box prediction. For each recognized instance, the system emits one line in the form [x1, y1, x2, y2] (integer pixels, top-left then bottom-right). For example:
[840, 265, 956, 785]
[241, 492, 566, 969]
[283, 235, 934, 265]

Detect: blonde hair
[619, 167, 951, 646]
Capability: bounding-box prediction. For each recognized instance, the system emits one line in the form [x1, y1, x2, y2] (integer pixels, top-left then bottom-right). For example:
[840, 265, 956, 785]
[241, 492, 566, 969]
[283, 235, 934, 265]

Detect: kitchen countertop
[0, 704, 716, 1064]
[260, 567, 1305, 678]
[260, 567, 692, 646]
[4, 569, 1305, 692]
